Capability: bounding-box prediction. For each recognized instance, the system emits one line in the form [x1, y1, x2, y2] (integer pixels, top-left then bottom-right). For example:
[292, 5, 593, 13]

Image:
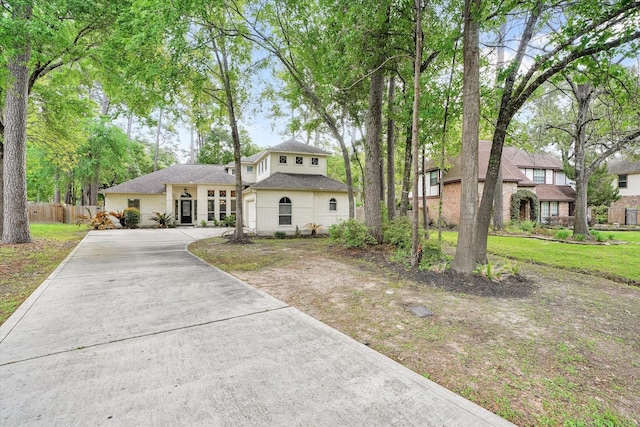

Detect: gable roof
[535, 184, 576, 202]
[267, 139, 330, 156]
[248, 173, 348, 192]
[101, 164, 237, 194]
[608, 158, 640, 175]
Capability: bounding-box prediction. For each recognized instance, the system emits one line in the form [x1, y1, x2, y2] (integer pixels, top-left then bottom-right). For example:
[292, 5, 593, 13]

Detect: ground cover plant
[0, 224, 87, 325]
[190, 236, 640, 426]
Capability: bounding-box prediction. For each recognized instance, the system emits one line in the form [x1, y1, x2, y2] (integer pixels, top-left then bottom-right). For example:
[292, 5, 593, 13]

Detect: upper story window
[247, 165, 254, 173]
[279, 155, 287, 164]
[279, 197, 292, 225]
[533, 169, 545, 184]
[329, 198, 337, 211]
[618, 175, 627, 188]
[429, 170, 438, 186]
[311, 157, 319, 166]
[220, 190, 226, 197]
[296, 156, 303, 165]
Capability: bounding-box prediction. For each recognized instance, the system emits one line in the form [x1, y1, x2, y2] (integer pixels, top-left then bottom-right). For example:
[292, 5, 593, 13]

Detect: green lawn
[0, 223, 87, 324]
[440, 230, 640, 284]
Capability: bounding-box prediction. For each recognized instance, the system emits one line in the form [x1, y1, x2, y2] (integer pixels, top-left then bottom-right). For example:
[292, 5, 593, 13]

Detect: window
[311, 157, 319, 166]
[194, 200, 197, 221]
[247, 165, 254, 173]
[207, 190, 215, 197]
[174, 200, 179, 220]
[541, 202, 549, 219]
[279, 155, 287, 164]
[279, 197, 292, 225]
[618, 174, 627, 188]
[550, 201, 559, 216]
[230, 168, 235, 175]
[219, 199, 227, 220]
[230, 191, 236, 197]
[207, 200, 215, 221]
[220, 190, 226, 197]
[533, 169, 545, 184]
[296, 156, 303, 165]
[128, 199, 140, 209]
[329, 198, 337, 211]
[429, 170, 438, 186]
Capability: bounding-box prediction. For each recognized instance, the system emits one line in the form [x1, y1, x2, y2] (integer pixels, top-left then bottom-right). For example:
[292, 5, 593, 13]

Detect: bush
[591, 230, 606, 242]
[223, 215, 236, 227]
[123, 207, 140, 229]
[418, 240, 450, 271]
[329, 219, 377, 249]
[518, 220, 536, 233]
[76, 209, 115, 230]
[274, 231, 287, 239]
[150, 212, 175, 228]
[573, 233, 585, 242]
[383, 216, 412, 249]
[555, 229, 571, 239]
[592, 205, 609, 224]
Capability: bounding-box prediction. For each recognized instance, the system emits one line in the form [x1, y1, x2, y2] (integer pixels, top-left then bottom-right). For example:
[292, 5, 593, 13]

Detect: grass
[0, 223, 87, 325]
[440, 231, 640, 284]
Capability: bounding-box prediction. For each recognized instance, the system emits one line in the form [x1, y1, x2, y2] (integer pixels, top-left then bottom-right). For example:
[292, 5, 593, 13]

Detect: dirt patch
[192, 238, 639, 426]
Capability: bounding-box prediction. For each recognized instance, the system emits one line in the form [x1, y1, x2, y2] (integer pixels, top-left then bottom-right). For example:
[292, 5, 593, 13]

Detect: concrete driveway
[1, 229, 513, 426]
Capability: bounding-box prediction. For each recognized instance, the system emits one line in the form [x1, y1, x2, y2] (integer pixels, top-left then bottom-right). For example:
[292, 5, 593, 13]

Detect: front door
[181, 200, 192, 224]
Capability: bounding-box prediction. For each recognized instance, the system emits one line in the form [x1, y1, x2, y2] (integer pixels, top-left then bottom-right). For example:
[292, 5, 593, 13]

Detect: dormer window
[279, 155, 287, 164]
[296, 156, 303, 165]
[311, 157, 319, 166]
[247, 165, 254, 173]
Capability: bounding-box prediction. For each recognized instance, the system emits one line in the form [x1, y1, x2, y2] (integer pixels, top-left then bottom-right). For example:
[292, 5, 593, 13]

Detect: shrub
[200, 220, 207, 228]
[223, 215, 236, 227]
[109, 210, 126, 228]
[573, 233, 585, 242]
[274, 231, 287, 239]
[383, 216, 412, 249]
[592, 205, 609, 224]
[591, 230, 606, 242]
[304, 222, 323, 236]
[518, 220, 536, 233]
[76, 209, 115, 230]
[150, 212, 175, 228]
[555, 229, 571, 239]
[418, 241, 450, 271]
[329, 219, 376, 249]
[123, 207, 140, 229]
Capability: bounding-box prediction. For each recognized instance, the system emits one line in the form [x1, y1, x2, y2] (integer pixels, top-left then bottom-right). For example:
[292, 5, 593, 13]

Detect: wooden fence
[28, 203, 103, 224]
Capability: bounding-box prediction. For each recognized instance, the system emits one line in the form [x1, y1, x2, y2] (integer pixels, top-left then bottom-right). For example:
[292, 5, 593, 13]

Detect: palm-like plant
[76, 209, 115, 230]
[304, 222, 323, 236]
[149, 212, 174, 228]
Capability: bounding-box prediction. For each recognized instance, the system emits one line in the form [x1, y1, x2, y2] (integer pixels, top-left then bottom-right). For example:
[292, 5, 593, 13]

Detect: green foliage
[200, 220, 208, 228]
[274, 231, 287, 239]
[573, 234, 585, 242]
[588, 165, 621, 207]
[555, 229, 571, 239]
[590, 231, 606, 242]
[223, 215, 236, 227]
[418, 241, 450, 272]
[123, 208, 140, 229]
[76, 209, 115, 230]
[591, 206, 609, 225]
[518, 220, 536, 233]
[510, 190, 540, 223]
[383, 216, 412, 249]
[196, 127, 260, 165]
[150, 212, 174, 228]
[329, 219, 377, 249]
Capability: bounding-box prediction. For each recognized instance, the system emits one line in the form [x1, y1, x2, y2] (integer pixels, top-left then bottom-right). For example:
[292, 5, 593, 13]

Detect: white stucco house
[101, 139, 349, 235]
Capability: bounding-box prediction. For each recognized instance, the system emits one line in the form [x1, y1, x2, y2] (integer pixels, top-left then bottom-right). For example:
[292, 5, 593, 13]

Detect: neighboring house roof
[608, 159, 640, 175]
[268, 139, 330, 156]
[101, 164, 237, 195]
[535, 184, 576, 202]
[248, 172, 348, 192]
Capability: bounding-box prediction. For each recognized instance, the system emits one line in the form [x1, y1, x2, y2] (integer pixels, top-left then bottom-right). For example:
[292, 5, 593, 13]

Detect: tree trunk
[410, 0, 423, 266]
[386, 76, 396, 220]
[493, 167, 503, 229]
[364, 68, 385, 243]
[2, 44, 33, 244]
[572, 83, 594, 237]
[451, 0, 480, 273]
[154, 108, 163, 172]
[399, 124, 412, 216]
[0, 142, 4, 238]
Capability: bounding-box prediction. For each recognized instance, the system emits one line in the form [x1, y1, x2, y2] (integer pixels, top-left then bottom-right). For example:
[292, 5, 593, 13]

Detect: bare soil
[191, 238, 640, 426]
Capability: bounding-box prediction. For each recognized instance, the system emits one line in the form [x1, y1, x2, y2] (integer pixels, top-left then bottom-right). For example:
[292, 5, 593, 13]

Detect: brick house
[415, 141, 576, 226]
[608, 158, 640, 225]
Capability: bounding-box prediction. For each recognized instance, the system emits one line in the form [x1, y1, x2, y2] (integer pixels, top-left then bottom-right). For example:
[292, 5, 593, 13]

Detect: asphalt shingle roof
[608, 159, 640, 175]
[249, 173, 348, 192]
[101, 164, 237, 194]
[268, 139, 330, 155]
[535, 184, 576, 202]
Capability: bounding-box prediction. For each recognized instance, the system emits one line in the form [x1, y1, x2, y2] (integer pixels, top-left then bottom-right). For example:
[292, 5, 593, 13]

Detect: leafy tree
[462, 0, 640, 270]
[197, 127, 258, 165]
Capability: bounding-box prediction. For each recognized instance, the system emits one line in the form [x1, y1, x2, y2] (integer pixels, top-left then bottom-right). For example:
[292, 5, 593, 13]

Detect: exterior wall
[424, 181, 463, 226]
[559, 202, 570, 217]
[104, 194, 166, 227]
[555, 171, 569, 186]
[266, 152, 327, 178]
[416, 172, 440, 197]
[242, 164, 257, 183]
[611, 195, 640, 208]
[612, 173, 640, 198]
[251, 189, 348, 235]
